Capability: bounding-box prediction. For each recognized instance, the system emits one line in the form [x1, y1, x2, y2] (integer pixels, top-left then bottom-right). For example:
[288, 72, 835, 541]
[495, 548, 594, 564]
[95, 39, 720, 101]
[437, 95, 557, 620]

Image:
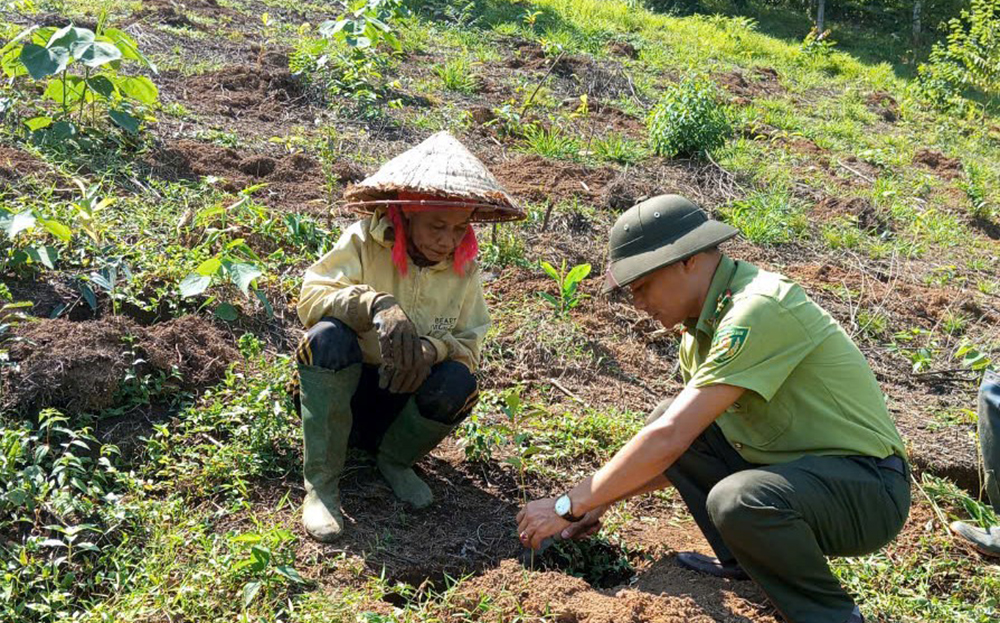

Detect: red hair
[388, 192, 478, 276]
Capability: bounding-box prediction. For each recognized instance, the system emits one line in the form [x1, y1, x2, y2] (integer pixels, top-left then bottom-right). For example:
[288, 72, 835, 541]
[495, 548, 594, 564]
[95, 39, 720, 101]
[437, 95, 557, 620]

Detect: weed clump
[646, 76, 731, 159]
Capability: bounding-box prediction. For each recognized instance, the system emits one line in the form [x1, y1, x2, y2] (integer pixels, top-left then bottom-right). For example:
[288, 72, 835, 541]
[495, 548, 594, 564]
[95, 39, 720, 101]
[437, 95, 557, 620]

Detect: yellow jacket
[297, 211, 490, 372]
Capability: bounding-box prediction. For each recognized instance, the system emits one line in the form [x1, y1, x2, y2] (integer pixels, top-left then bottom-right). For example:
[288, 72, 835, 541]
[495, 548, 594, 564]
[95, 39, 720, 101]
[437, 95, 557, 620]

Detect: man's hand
[373, 304, 422, 371]
[560, 505, 608, 540]
[516, 498, 570, 550]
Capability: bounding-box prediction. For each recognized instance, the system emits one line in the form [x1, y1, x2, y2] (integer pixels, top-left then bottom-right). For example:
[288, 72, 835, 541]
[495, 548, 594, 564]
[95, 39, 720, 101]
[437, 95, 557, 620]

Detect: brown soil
[812, 195, 891, 233]
[607, 40, 639, 59]
[130, 1, 198, 29]
[0, 146, 51, 183]
[506, 44, 633, 99]
[144, 315, 237, 389]
[1, 315, 236, 415]
[146, 140, 330, 213]
[866, 91, 899, 122]
[176, 64, 310, 123]
[913, 148, 963, 180]
[450, 559, 765, 623]
[493, 155, 619, 206]
[715, 67, 783, 101]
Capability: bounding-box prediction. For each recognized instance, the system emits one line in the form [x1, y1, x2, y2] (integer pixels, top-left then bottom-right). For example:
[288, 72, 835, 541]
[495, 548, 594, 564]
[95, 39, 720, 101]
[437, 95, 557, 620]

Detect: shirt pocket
[727, 391, 792, 448]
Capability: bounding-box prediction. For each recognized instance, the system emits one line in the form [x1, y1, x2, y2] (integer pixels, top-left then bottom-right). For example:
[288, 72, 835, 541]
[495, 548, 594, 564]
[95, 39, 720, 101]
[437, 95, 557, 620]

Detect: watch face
[554, 495, 571, 517]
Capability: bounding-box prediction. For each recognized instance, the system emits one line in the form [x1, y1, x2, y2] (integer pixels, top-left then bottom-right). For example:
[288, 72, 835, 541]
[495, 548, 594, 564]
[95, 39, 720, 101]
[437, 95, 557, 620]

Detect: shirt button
[734, 442, 743, 449]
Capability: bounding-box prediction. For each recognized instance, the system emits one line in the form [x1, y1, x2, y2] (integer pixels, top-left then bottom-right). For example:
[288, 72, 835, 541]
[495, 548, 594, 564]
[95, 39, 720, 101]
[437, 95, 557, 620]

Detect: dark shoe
[950, 521, 1000, 557]
[676, 551, 749, 580]
[846, 605, 864, 622]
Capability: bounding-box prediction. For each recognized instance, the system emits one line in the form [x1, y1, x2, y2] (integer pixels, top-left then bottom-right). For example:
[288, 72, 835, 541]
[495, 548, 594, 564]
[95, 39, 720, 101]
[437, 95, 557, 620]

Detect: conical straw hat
[344, 131, 525, 223]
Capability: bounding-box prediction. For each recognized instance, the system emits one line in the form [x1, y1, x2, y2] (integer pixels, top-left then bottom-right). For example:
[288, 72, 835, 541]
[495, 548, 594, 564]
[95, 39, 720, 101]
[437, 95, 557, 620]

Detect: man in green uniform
[517, 195, 910, 623]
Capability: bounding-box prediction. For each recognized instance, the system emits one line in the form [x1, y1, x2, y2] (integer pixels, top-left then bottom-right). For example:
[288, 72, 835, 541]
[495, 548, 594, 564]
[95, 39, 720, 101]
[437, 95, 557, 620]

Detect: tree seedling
[539, 259, 591, 315]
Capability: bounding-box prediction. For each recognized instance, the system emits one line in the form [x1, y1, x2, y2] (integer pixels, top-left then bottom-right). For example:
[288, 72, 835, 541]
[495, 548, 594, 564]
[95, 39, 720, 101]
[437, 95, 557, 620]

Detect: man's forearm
[569, 427, 685, 515]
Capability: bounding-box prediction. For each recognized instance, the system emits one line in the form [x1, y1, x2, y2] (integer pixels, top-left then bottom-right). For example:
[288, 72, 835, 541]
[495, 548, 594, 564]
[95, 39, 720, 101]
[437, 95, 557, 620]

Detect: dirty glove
[378, 339, 437, 394]
[373, 303, 423, 372]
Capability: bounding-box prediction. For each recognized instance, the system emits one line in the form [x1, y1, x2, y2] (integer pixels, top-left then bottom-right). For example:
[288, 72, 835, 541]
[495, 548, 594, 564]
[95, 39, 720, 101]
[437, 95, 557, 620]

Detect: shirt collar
[688, 254, 737, 337]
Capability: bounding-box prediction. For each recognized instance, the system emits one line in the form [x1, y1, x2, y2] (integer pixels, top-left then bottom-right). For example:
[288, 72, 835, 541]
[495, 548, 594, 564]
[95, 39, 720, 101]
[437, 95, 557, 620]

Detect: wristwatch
[554, 493, 583, 522]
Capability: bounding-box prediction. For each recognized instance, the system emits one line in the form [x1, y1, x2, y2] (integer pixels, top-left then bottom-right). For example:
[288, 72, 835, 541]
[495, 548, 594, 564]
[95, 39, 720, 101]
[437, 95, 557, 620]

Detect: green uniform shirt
[679, 255, 906, 465]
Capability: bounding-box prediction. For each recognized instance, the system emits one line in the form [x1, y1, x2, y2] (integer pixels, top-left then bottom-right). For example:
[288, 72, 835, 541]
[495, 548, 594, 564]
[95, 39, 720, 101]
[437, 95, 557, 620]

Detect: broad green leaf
[109, 109, 140, 133]
[40, 219, 72, 242]
[103, 28, 156, 71]
[118, 75, 158, 104]
[20, 43, 69, 79]
[275, 565, 307, 584]
[6, 210, 35, 239]
[249, 545, 270, 572]
[229, 533, 262, 544]
[86, 75, 116, 98]
[44, 75, 85, 105]
[565, 263, 591, 285]
[25, 245, 56, 269]
[214, 302, 238, 322]
[242, 581, 262, 608]
[78, 282, 97, 311]
[195, 257, 222, 276]
[539, 260, 559, 281]
[24, 116, 53, 131]
[49, 120, 77, 140]
[89, 271, 112, 292]
[47, 25, 93, 51]
[226, 261, 262, 297]
[179, 273, 211, 298]
[538, 292, 559, 307]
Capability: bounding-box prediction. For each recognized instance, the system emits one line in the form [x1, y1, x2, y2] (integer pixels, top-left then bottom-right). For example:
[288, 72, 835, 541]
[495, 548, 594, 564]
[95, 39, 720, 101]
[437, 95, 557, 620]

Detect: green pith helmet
[603, 194, 738, 293]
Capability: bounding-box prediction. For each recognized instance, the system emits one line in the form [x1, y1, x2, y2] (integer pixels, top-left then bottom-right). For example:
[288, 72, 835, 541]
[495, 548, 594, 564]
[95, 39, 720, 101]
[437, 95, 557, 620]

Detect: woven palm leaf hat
[343, 131, 525, 223]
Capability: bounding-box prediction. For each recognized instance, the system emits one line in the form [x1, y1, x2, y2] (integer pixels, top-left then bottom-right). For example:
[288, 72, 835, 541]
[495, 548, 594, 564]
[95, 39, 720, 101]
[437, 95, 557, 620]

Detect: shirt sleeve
[687, 294, 815, 401]
[422, 266, 491, 372]
[296, 221, 396, 332]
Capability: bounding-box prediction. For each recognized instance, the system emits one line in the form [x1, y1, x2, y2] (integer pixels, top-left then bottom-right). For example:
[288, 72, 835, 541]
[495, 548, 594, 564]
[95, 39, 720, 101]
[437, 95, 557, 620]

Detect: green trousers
[666, 424, 910, 623]
[980, 370, 1000, 513]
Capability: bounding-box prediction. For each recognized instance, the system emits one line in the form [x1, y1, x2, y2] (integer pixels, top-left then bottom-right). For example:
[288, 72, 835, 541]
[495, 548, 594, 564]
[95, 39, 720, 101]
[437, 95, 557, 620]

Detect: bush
[646, 76, 731, 159]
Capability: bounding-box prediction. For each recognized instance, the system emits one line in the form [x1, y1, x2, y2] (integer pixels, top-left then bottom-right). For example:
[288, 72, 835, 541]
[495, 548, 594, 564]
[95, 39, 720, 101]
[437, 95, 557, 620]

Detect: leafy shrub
[0, 24, 158, 144]
[290, 0, 408, 115]
[959, 161, 994, 220]
[647, 76, 731, 159]
[0, 410, 140, 623]
[917, 0, 1000, 112]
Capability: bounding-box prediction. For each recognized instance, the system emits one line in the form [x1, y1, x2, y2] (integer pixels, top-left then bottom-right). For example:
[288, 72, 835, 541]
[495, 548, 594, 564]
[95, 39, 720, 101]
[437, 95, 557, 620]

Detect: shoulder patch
[708, 326, 750, 366]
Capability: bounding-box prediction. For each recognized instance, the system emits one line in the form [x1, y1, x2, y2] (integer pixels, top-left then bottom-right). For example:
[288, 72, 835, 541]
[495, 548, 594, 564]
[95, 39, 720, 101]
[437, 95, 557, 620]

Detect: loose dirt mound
[1, 316, 236, 415]
[130, 0, 198, 29]
[0, 146, 50, 183]
[179, 64, 309, 122]
[716, 67, 783, 102]
[493, 155, 618, 206]
[866, 91, 899, 122]
[144, 316, 236, 389]
[812, 196, 891, 233]
[913, 148, 963, 180]
[507, 44, 633, 99]
[451, 559, 719, 623]
[147, 140, 329, 212]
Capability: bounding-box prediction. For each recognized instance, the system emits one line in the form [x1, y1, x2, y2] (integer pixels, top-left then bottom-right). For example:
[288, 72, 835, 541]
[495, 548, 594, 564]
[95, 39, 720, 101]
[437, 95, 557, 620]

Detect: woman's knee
[297, 317, 362, 371]
[416, 361, 478, 424]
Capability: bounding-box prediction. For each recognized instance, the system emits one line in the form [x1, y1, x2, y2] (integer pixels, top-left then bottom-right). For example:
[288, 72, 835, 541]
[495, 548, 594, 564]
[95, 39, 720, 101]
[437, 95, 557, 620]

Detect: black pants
[294, 317, 478, 451]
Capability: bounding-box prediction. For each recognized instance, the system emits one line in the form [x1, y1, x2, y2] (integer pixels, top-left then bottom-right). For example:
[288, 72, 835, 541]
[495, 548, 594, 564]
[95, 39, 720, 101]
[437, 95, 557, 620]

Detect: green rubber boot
[300, 363, 360, 542]
[950, 521, 1000, 557]
[376, 399, 454, 509]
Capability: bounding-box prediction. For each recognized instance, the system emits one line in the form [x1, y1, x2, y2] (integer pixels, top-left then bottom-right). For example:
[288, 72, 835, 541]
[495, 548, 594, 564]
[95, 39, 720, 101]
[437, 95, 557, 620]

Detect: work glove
[378, 339, 437, 394]
[373, 304, 423, 371]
